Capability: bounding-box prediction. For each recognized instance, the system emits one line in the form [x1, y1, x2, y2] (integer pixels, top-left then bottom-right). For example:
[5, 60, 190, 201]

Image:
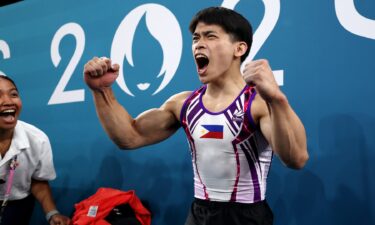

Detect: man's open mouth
[195, 54, 209, 73]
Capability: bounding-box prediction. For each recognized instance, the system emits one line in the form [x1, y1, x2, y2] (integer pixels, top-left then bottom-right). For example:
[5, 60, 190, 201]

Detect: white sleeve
[32, 136, 56, 181]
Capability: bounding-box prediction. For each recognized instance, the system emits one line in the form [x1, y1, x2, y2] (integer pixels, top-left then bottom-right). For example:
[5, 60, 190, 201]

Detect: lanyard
[0, 155, 18, 222]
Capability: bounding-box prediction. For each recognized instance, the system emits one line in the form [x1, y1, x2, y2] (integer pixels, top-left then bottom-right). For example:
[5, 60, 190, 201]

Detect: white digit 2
[0, 40, 11, 76]
[49, 22, 85, 105]
[222, 0, 284, 86]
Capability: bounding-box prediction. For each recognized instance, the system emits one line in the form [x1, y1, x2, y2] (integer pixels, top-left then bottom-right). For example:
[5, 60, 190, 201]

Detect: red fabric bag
[72, 188, 151, 225]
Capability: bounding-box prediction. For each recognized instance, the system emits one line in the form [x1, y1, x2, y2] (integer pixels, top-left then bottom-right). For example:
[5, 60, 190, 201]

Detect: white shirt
[0, 120, 56, 200]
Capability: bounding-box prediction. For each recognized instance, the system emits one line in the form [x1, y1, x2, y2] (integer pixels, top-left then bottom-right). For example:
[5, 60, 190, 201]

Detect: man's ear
[234, 42, 248, 58]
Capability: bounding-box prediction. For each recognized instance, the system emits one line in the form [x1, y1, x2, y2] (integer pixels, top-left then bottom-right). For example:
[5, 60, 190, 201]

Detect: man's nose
[194, 40, 206, 50]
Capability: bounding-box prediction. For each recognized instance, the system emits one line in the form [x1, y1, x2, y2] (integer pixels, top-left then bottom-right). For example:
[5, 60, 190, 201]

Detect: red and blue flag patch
[200, 125, 224, 139]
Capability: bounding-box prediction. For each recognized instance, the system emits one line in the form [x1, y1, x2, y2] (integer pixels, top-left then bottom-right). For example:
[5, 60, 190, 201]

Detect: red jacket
[72, 188, 151, 225]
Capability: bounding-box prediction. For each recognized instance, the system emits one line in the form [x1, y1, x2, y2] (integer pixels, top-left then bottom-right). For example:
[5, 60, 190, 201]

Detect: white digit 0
[111, 3, 182, 96]
[0, 40, 11, 75]
[49, 22, 85, 105]
[335, 0, 375, 40]
[222, 0, 284, 86]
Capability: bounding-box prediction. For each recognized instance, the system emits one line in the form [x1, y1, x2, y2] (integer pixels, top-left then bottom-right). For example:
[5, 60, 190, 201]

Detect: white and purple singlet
[180, 85, 273, 203]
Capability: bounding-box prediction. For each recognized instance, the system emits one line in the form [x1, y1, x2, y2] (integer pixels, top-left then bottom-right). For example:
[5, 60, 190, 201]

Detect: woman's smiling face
[0, 77, 22, 132]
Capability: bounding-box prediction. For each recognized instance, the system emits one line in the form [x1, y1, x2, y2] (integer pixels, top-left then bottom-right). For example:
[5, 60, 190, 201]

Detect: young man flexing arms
[83, 7, 308, 225]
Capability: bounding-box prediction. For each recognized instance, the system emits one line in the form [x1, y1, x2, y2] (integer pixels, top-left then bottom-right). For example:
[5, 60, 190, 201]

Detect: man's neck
[205, 71, 246, 97]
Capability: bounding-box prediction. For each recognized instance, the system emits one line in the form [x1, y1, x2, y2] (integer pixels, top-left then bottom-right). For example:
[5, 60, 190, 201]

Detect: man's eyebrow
[203, 30, 216, 35]
[193, 30, 217, 36]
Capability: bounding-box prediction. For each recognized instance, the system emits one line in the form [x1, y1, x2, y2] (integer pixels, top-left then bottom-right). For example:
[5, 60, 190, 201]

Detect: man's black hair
[189, 6, 253, 62]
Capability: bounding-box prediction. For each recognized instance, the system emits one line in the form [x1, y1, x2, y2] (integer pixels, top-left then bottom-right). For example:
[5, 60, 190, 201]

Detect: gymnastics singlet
[180, 85, 273, 203]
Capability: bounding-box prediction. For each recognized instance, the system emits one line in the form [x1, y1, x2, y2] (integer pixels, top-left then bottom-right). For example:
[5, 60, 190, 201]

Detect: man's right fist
[83, 57, 120, 91]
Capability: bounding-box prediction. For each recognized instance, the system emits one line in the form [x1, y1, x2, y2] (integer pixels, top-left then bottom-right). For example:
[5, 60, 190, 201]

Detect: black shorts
[184, 198, 273, 225]
[0, 194, 35, 225]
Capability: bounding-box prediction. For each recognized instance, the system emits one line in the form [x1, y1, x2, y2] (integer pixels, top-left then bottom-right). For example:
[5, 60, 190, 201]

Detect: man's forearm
[268, 94, 309, 169]
[92, 88, 139, 149]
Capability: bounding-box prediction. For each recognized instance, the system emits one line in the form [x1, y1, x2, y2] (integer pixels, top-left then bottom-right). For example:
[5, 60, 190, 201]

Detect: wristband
[46, 209, 60, 222]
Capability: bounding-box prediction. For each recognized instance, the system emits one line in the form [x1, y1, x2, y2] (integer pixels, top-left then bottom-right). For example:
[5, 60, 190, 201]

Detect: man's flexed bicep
[128, 92, 191, 148]
[245, 60, 308, 169]
[84, 56, 185, 150]
[130, 106, 181, 148]
[253, 94, 308, 170]
[91, 88, 185, 150]
[91, 86, 190, 150]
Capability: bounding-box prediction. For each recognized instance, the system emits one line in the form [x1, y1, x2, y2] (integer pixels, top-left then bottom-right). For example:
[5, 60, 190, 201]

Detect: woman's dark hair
[0, 75, 18, 91]
[189, 7, 253, 62]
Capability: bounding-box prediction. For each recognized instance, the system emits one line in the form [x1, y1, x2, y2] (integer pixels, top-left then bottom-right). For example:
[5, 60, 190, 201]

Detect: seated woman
[0, 75, 70, 225]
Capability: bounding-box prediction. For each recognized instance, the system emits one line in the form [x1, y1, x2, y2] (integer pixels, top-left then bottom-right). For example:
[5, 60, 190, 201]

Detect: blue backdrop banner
[1, 1, 374, 224]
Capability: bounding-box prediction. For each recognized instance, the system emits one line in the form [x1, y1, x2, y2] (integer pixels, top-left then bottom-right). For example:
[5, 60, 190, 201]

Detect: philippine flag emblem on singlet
[200, 125, 224, 139]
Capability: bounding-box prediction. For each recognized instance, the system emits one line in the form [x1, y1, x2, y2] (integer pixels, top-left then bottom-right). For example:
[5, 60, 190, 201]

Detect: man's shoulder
[249, 93, 269, 125]
[167, 91, 193, 104]
[162, 91, 194, 121]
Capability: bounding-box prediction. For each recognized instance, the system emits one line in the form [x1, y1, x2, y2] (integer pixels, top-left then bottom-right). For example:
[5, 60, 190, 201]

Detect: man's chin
[198, 77, 209, 84]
